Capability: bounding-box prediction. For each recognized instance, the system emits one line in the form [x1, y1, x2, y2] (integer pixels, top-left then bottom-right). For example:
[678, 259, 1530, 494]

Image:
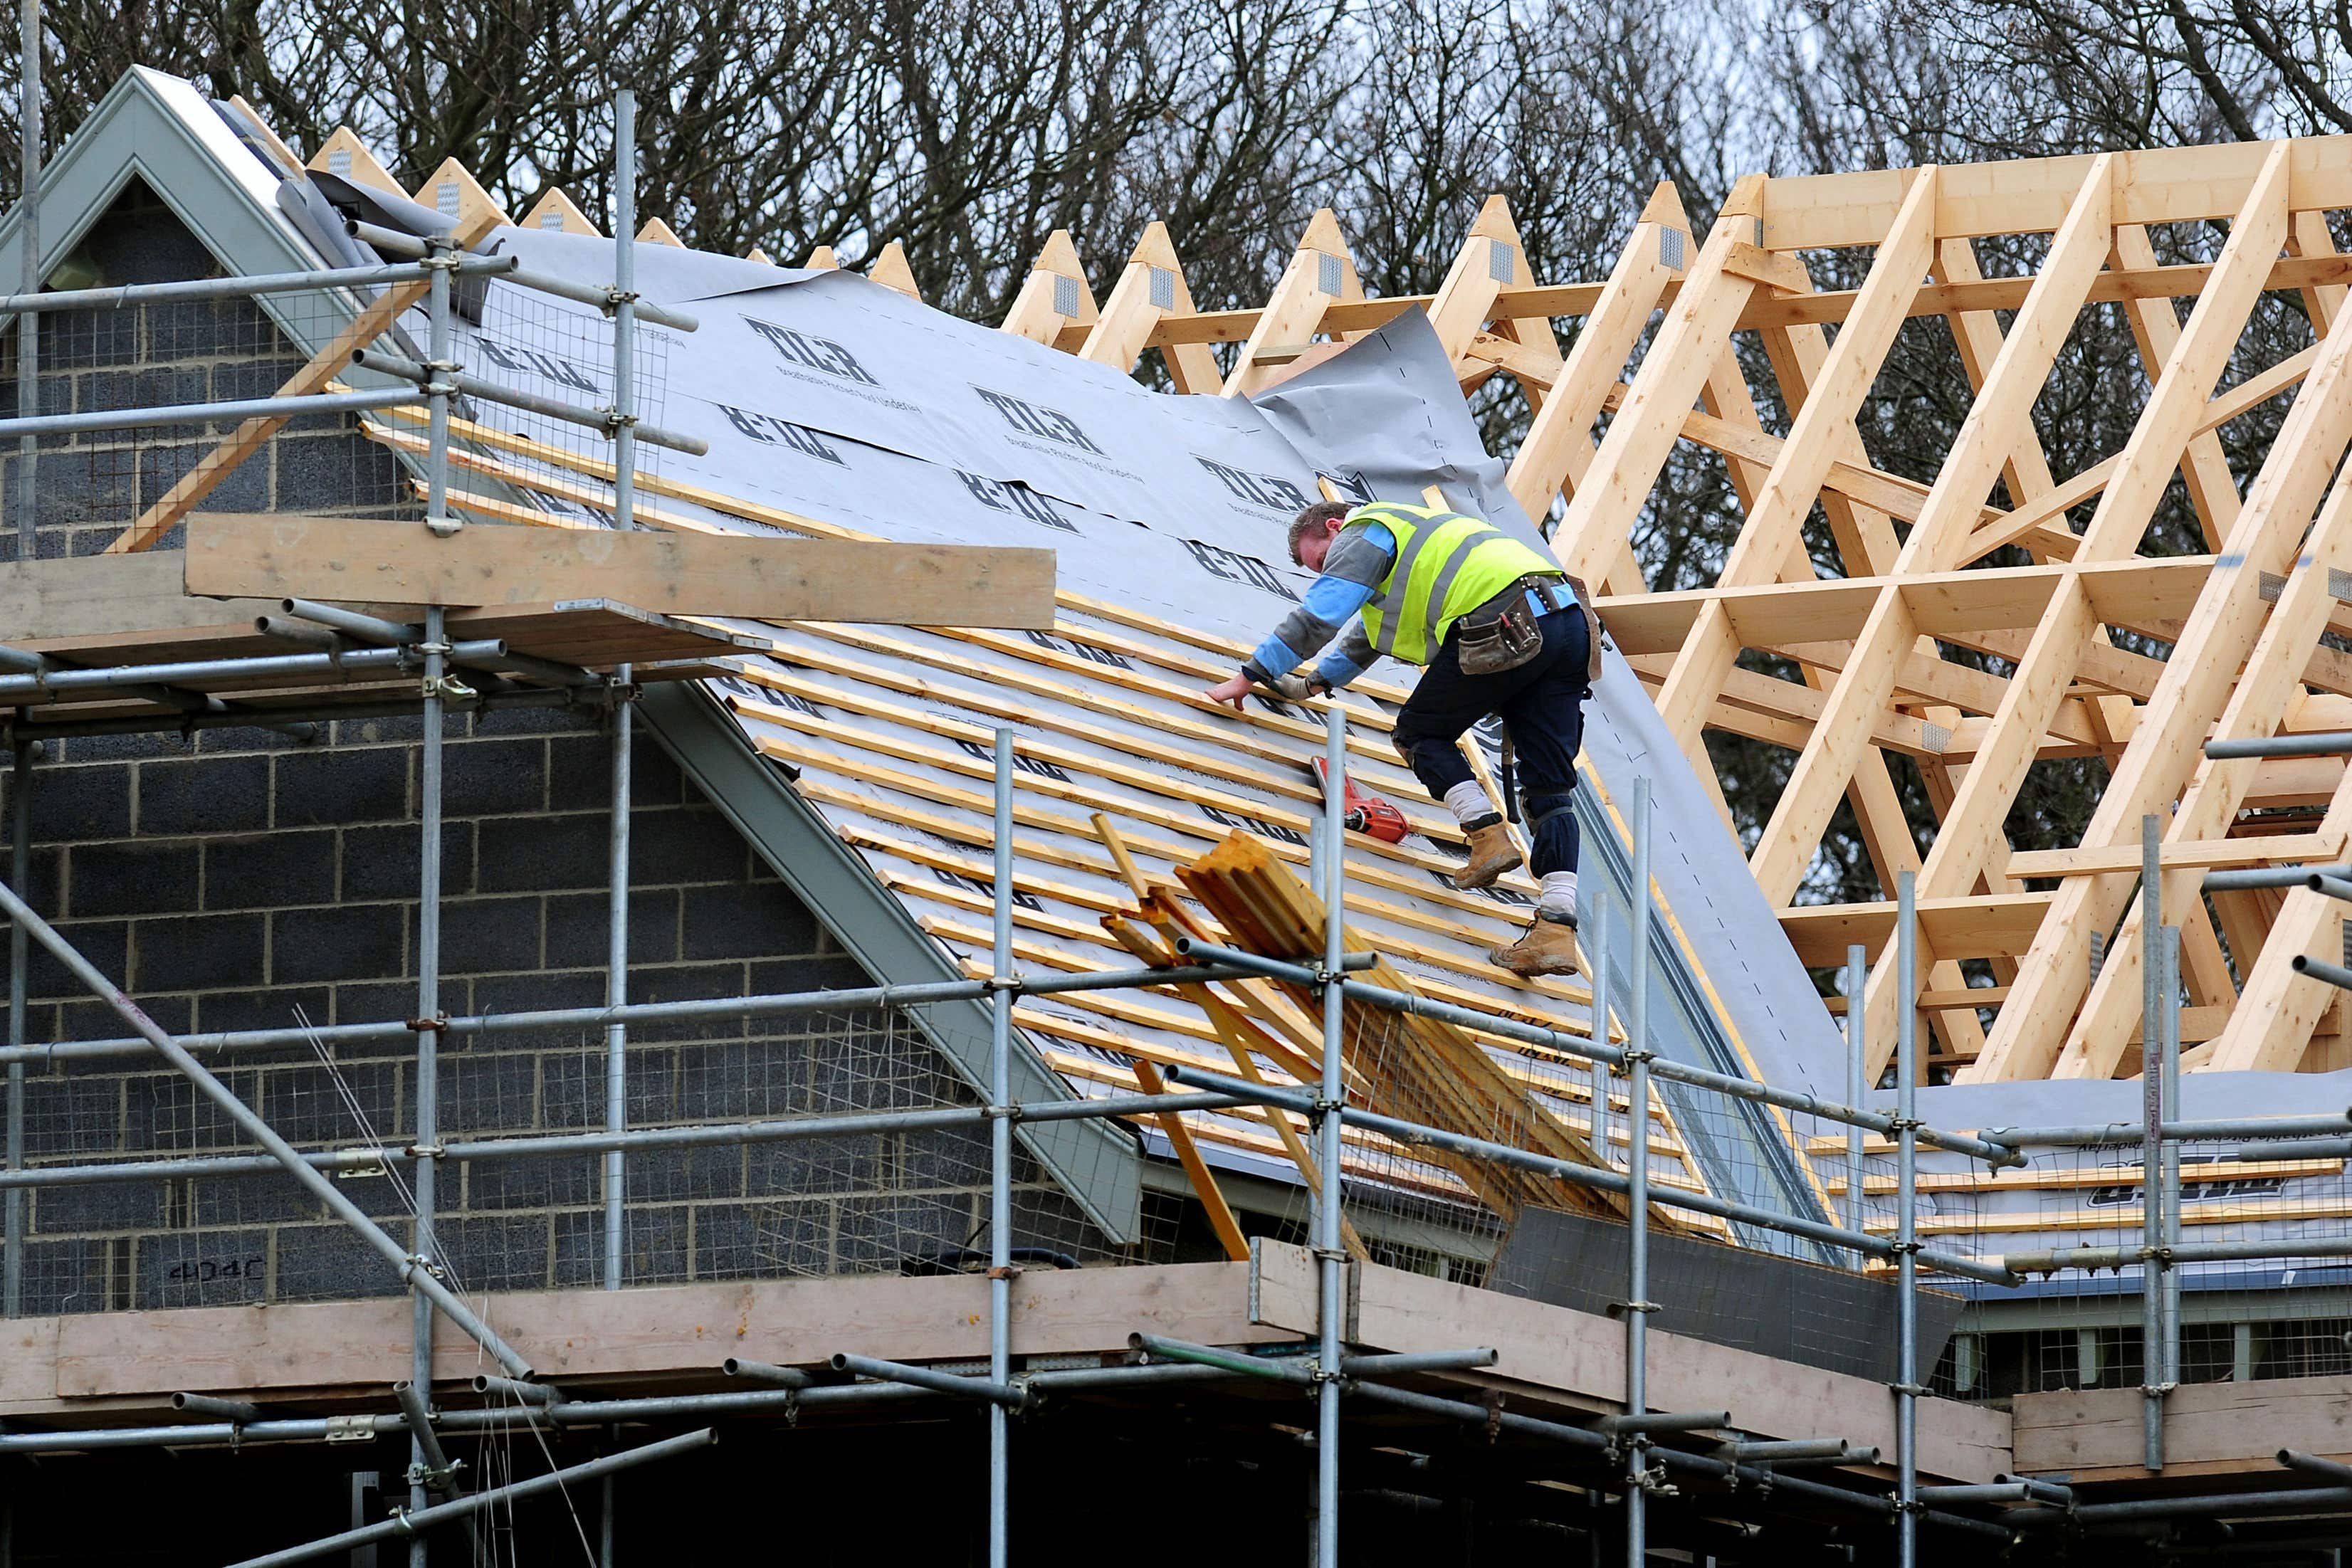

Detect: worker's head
[1286, 501, 1352, 572]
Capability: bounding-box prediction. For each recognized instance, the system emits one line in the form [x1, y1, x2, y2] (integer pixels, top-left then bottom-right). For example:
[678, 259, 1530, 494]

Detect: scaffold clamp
[406, 1458, 464, 1490]
[323, 1414, 375, 1446]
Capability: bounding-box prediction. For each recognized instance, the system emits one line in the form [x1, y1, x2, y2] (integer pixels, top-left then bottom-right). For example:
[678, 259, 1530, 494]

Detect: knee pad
[1523, 792, 1577, 831]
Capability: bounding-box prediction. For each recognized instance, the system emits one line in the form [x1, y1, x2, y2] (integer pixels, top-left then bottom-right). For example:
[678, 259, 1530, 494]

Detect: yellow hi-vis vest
[1350, 503, 1565, 667]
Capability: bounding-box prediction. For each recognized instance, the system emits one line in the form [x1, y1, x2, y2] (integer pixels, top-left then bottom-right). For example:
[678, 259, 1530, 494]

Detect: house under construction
[4, 62, 2352, 1565]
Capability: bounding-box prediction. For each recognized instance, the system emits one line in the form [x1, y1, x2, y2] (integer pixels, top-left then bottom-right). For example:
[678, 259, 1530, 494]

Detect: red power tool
[1311, 757, 1410, 843]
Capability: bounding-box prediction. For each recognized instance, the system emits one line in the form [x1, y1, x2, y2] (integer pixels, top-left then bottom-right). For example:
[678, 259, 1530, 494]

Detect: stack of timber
[1177, 829, 1681, 1233]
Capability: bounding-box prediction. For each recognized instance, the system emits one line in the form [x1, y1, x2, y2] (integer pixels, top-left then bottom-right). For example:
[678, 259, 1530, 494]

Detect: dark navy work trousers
[1389, 609, 1590, 879]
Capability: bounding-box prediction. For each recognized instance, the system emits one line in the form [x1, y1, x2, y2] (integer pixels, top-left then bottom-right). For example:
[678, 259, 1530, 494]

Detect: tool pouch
[1456, 601, 1544, 676]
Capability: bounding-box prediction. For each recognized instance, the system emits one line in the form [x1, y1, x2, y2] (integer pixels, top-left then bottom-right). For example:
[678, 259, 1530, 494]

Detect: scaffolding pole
[0, 255, 513, 317]
[602, 83, 639, 1300]
[2, 740, 23, 1320]
[602, 99, 636, 1568]
[420, 218, 456, 535]
[0, 1086, 1257, 1194]
[14, 0, 36, 570]
[1587, 881, 1609, 1191]
[1895, 868, 1919, 1568]
[0, 957, 1323, 1070]
[2161, 922, 2183, 1416]
[989, 726, 1015, 1567]
[1622, 777, 1653, 1566]
[2140, 815, 2165, 1473]
[1846, 942, 1867, 1270]
[1314, 703, 1347, 1568]
[409, 602, 448, 1566]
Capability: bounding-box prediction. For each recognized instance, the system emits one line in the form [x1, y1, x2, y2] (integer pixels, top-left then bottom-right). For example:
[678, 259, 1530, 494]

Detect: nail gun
[1311, 756, 1409, 844]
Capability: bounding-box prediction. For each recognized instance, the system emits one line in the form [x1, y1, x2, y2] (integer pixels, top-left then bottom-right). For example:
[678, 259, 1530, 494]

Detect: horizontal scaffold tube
[347, 219, 701, 333]
[1985, 1110, 2352, 1147]
[831, 1354, 1027, 1406]
[2204, 732, 2352, 759]
[0, 1089, 1254, 1191]
[1345, 1382, 2013, 1542]
[1130, 1333, 1319, 1385]
[0, 959, 1327, 1067]
[0, 639, 506, 703]
[5, 686, 575, 744]
[353, 347, 708, 456]
[0, 254, 516, 316]
[2072, 1483, 2352, 1525]
[0, 386, 421, 441]
[2000, 1233, 2352, 1272]
[0, 1354, 1353, 1457]
[0, 1380, 917, 1455]
[2204, 863, 2352, 891]
[2293, 954, 2352, 994]
[1172, 939, 2024, 1168]
[1158, 1062, 2017, 1285]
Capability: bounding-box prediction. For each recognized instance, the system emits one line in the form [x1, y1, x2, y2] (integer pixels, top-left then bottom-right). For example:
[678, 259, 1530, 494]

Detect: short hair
[1286, 500, 1353, 564]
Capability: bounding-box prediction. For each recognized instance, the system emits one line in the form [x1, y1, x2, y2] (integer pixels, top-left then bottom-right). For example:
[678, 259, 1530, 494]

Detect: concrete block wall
[0, 177, 418, 561]
[0, 705, 1118, 1316]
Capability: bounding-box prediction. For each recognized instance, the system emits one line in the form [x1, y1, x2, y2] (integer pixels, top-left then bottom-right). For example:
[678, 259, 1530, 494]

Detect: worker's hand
[1204, 672, 1254, 711]
[1269, 673, 1320, 703]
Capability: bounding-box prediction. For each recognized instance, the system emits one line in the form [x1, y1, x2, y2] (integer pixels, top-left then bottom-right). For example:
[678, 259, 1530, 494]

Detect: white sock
[1539, 871, 1577, 921]
[1444, 781, 1493, 826]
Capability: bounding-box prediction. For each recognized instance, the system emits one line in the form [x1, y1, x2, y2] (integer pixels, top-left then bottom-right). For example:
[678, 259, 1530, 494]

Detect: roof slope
[41, 76, 1845, 1238]
[391, 230, 1842, 1234]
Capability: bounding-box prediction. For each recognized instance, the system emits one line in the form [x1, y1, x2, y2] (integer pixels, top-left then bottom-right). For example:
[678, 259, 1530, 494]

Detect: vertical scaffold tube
[422, 225, 454, 535]
[2161, 923, 2183, 1402]
[601, 86, 639, 1300]
[2140, 814, 2163, 1473]
[410, 606, 447, 1567]
[1895, 869, 1918, 1568]
[988, 727, 1014, 1568]
[1846, 942, 1867, 1269]
[1587, 885, 1608, 1177]
[611, 87, 638, 535]
[1624, 777, 1652, 1567]
[14, 0, 37, 567]
[3, 743, 26, 1319]
[1316, 704, 1348, 1568]
[600, 94, 639, 1568]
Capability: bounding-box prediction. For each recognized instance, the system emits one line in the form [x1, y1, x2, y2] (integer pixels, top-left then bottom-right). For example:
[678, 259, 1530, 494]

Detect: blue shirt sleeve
[1241, 521, 1394, 683]
[1311, 642, 1369, 691]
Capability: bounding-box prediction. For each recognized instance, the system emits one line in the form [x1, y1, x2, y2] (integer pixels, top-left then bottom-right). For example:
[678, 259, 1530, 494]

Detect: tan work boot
[1452, 819, 1523, 890]
[1491, 914, 1581, 977]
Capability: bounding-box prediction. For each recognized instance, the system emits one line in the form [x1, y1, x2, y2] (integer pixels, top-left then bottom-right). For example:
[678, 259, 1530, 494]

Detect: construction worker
[1204, 498, 1602, 977]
